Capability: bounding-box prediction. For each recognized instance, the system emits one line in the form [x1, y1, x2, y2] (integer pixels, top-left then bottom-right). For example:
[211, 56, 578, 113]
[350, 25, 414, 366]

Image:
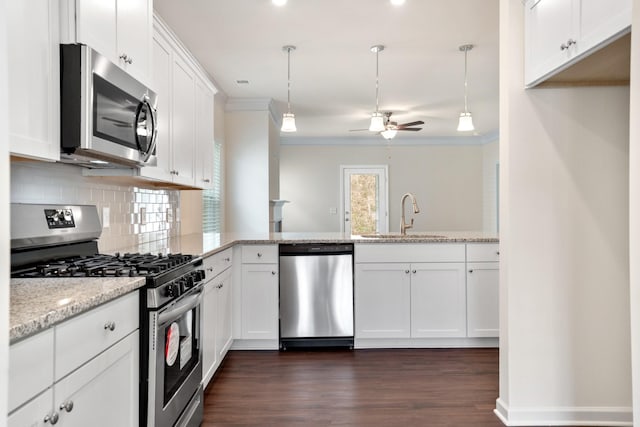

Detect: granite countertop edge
[10, 277, 145, 343]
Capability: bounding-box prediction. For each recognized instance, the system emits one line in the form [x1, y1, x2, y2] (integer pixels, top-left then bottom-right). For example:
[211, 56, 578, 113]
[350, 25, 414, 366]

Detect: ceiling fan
[351, 112, 424, 139]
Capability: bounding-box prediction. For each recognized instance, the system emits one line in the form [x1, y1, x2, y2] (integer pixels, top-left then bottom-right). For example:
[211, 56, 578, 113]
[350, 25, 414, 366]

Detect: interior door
[341, 166, 388, 235]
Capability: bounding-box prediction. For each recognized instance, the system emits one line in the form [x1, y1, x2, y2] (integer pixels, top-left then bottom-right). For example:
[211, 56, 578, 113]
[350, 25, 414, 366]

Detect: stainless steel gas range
[10, 203, 205, 427]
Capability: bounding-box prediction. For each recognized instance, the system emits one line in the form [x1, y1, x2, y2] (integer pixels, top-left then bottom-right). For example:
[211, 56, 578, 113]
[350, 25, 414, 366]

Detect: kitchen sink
[358, 233, 446, 239]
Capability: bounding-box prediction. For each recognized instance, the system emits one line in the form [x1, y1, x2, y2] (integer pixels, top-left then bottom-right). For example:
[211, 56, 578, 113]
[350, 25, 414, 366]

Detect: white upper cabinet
[196, 78, 216, 190]
[61, 0, 152, 85]
[7, 0, 60, 161]
[524, 0, 631, 87]
[171, 52, 197, 187]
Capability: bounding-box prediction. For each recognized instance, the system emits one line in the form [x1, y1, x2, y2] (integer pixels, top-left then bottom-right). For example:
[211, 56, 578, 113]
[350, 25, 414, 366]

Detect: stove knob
[165, 283, 179, 298]
[183, 276, 195, 289]
[195, 270, 206, 282]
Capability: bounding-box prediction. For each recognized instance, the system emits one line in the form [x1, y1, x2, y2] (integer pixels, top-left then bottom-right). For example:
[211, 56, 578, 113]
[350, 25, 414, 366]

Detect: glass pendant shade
[369, 112, 385, 132]
[457, 112, 474, 132]
[380, 128, 397, 140]
[281, 113, 297, 132]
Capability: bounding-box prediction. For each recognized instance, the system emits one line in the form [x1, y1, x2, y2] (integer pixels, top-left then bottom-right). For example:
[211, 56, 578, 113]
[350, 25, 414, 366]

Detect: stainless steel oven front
[146, 285, 204, 427]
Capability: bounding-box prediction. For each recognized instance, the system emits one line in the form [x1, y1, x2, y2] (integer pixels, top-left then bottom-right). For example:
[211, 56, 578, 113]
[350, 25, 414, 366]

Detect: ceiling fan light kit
[457, 43, 475, 132]
[281, 45, 297, 132]
[390, 0, 406, 5]
[272, 0, 287, 6]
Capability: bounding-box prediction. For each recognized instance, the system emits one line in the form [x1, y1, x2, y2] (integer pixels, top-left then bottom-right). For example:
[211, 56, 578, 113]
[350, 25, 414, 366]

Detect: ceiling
[153, 0, 499, 141]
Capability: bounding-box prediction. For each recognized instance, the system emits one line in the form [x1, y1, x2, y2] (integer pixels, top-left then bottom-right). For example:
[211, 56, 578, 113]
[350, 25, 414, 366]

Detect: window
[202, 141, 222, 233]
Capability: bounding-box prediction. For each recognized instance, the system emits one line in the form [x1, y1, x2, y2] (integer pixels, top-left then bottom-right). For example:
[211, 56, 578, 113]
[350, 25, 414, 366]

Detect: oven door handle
[158, 289, 203, 325]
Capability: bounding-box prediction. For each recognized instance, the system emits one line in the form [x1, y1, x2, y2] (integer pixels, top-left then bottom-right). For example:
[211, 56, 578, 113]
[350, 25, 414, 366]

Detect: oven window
[93, 74, 139, 149]
[162, 308, 199, 405]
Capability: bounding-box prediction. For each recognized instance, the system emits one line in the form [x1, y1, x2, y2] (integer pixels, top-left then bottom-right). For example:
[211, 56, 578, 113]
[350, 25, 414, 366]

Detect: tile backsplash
[11, 162, 181, 252]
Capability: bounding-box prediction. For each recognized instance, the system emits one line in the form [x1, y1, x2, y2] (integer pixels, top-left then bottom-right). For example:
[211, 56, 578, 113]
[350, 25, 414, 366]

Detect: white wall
[497, 0, 631, 424]
[225, 109, 270, 232]
[280, 143, 489, 233]
[483, 139, 499, 233]
[629, 0, 640, 421]
[1, 0, 10, 421]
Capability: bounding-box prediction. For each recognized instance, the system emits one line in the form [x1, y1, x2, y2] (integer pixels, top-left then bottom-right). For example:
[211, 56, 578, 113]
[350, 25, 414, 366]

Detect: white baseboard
[355, 337, 498, 349]
[231, 339, 278, 350]
[494, 397, 633, 426]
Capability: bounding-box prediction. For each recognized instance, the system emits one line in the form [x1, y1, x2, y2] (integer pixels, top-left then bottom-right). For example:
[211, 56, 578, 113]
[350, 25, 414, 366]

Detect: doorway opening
[340, 165, 388, 235]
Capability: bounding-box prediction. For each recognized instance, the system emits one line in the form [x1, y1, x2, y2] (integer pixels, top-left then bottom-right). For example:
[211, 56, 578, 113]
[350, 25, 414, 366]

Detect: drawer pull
[60, 400, 74, 412]
[104, 321, 116, 331]
[271, 271, 277, 275]
[405, 270, 410, 274]
[224, 257, 231, 262]
[44, 413, 59, 424]
[207, 267, 214, 272]
[412, 270, 417, 274]
[496, 251, 500, 255]
[469, 269, 474, 273]
[257, 253, 263, 258]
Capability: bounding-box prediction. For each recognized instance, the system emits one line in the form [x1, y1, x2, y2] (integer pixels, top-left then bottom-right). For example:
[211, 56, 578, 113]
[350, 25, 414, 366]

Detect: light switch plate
[102, 207, 110, 228]
[329, 207, 337, 215]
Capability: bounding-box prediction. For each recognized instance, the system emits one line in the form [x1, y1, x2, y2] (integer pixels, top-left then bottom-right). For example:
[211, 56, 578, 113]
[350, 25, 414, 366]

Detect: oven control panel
[44, 208, 76, 229]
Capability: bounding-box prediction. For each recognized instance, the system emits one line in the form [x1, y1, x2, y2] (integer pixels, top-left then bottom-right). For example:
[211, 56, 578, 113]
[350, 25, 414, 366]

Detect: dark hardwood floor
[202, 348, 504, 426]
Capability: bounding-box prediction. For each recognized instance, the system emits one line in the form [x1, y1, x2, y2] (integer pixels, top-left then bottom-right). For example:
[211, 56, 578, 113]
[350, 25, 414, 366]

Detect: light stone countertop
[109, 231, 499, 259]
[10, 277, 145, 343]
[10, 231, 498, 342]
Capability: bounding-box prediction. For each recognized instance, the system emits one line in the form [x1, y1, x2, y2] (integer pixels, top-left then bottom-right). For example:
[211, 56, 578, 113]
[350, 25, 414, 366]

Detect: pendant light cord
[463, 48, 469, 113]
[286, 47, 292, 114]
[375, 48, 380, 113]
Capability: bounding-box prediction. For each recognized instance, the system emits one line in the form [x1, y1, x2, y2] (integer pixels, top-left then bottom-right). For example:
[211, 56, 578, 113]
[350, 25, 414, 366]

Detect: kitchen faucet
[400, 192, 420, 235]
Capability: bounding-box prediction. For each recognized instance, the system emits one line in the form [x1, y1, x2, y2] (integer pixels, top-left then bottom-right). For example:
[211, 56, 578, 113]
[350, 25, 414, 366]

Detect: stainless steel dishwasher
[279, 243, 354, 349]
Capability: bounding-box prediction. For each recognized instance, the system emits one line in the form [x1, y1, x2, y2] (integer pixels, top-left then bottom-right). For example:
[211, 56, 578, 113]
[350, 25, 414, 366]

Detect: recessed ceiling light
[272, 0, 287, 6]
[390, 0, 406, 5]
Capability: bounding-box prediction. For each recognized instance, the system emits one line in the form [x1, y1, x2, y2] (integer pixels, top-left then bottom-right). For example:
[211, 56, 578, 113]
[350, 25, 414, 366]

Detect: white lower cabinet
[202, 248, 233, 387]
[466, 243, 500, 338]
[233, 245, 279, 349]
[410, 262, 466, 338]
[8, 292, 139, 426]
[354, 263, 411, 339]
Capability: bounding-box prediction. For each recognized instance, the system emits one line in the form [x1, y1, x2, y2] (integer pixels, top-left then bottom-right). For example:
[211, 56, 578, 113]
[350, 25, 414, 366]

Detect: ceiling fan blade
[398, 127, 422, 131]
[349, 129, 370, 132]
[397, 121, 425, 128]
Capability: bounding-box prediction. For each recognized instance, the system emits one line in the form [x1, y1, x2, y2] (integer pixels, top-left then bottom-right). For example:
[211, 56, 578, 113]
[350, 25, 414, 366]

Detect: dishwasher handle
[279, 243, 353, 256]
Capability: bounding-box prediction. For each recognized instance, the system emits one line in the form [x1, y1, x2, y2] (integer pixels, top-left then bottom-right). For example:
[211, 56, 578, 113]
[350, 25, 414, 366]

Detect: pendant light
[281, 45, 297, 132]
[457, 44, 475, 132]
[369, 45, 386, 133]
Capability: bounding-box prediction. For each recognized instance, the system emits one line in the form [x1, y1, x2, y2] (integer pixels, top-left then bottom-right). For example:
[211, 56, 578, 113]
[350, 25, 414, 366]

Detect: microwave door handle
[141, 98, 158, 163]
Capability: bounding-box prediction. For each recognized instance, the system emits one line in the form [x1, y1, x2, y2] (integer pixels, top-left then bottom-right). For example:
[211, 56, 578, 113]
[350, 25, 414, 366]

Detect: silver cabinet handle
[412, 270, 417, 274]
[468, 269, 474, 273]
[44, 413, 59, 424]
[60, 401, 74, 412]
[560, 38, 576, 50]
[217, 283, 224, 289]
[104, 321, 116, 331]
[496, 251, 500, 255]
[203, 178, 211, 183]
[271, 271, 277, 275]
[257, 253, 262, 258]
[405, 270, 410, 274]
[207, 267, 214, 272]
[224, 257, 231, 262]
[119, 53, 133, 64]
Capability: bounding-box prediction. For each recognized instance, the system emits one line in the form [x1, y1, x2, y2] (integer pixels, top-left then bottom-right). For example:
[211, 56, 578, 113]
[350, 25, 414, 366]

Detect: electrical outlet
[102, 207, 110, 228]
[140, 207, 147, 225]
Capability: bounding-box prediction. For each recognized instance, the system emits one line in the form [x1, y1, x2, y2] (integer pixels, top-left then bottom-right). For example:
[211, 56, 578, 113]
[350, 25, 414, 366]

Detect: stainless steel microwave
[60, 44, 158, 167]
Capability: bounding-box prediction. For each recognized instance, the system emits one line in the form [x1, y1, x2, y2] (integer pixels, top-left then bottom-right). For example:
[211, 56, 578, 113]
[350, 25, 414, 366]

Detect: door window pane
[350, 174, 379, 234]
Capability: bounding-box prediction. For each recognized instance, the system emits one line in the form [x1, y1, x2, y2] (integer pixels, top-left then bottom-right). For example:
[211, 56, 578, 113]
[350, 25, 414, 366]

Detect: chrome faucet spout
[400, 192, 420, 235]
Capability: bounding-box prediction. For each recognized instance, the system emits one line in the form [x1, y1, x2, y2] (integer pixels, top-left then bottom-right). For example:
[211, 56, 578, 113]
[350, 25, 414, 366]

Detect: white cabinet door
[411, 262, 466, 338]
[202, 278, 219, 387]
[171, 53, 197, 187]
[525, 0, 577, 85]
[75, 0, 117, 62]
[142, 31, 174, 182]
[467, 262, 499, 338]
[7, 0, 60, 161]
[8, 388, 53, 427]
[54, 331, 139, 427]
[241, 264, 279, 340]
[354, 263, 411, 339]
[115, 0, 151, 83]
[216, 268, 233, 361]
[196, 78, 215, 189]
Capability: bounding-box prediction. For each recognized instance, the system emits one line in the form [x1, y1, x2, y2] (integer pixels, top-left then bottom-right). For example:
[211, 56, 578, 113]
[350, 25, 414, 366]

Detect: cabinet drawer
[241, 244, 278, 264]
[55, 292, 139, 380]
[466, 243, 500, 262]
[8, 328, 54, 412]
[204, 247, 233, 279]
[355, 244, 465, 263]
